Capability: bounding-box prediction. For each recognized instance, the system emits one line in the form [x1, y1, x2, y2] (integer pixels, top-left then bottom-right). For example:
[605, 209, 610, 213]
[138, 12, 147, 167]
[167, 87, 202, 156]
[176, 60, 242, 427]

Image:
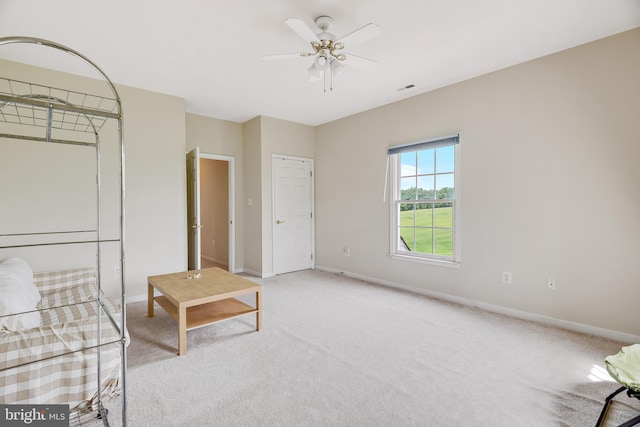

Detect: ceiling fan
[263, 16, 382, 92]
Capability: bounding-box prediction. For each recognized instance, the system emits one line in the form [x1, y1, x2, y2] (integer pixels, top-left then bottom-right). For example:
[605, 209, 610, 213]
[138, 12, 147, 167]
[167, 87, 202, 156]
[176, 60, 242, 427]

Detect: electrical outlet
[502, 272, 512, 284]
[344, 247, 351, 256]
[547, 278, 557, 291]
[212, 240, 216, 247]
[114, 266, 121, 278]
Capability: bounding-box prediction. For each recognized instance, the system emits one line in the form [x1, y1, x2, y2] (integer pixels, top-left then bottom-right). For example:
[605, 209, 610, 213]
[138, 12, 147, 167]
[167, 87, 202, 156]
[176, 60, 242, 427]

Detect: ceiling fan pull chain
[330, 62, 334, 92]
[324, 64, 328, 93]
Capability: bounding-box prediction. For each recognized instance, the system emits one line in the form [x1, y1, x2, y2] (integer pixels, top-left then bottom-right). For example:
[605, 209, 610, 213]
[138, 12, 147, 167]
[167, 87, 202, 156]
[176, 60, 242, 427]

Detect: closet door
[273, 156, 314, 275]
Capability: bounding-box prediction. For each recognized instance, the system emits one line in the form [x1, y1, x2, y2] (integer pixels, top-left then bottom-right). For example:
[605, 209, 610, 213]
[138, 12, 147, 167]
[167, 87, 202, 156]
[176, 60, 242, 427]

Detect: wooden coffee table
[147, 267, 262, 356]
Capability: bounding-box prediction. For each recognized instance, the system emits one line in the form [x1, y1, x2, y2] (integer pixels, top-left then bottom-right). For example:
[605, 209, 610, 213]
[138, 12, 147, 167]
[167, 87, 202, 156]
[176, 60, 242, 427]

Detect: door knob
[276, 220, 285, 224]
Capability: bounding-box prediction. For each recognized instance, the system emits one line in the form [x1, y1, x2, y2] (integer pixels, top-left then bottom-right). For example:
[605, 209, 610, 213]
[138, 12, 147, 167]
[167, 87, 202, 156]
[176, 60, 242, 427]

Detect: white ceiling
[1, 0, 639, 126]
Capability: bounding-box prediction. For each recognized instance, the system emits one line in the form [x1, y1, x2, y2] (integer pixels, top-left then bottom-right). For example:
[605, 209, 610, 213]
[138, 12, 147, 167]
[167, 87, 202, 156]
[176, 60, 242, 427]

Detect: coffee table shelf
[154, 295, 258, 330]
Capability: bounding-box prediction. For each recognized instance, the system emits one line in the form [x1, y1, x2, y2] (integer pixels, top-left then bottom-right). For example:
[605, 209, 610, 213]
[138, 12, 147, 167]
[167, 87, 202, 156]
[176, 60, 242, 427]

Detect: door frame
[271, 154, 315, 275]
[198, 152, 236, 273]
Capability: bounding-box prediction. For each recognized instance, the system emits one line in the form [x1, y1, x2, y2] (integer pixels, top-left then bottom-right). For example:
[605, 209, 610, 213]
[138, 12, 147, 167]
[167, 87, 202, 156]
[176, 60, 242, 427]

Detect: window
[389, 135, 459, 264]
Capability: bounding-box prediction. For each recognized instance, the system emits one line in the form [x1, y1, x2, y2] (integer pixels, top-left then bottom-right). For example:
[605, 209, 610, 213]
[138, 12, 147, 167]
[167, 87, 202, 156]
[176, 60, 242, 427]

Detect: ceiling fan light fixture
[331, 59, 344, 77]
[307, 64, 322, 80]
[308, 57, 326, 80]
[316, 55, 328, 67]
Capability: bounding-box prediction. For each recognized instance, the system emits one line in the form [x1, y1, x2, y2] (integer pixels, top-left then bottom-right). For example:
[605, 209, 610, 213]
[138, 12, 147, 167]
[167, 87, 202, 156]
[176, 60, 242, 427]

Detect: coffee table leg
[148, 283, 154, 317]
[178, 306, 187, 356]
[256, 289, 262, 331]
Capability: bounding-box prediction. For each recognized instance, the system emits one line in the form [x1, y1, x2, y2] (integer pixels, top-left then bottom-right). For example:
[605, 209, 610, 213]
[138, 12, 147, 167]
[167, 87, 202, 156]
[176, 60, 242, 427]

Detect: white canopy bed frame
[0, 37, 127, 426]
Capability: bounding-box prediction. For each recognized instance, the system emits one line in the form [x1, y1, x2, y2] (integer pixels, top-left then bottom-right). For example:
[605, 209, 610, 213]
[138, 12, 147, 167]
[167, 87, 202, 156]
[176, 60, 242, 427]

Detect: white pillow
[0, 257, 34, 282]
[0, 257, 41, 331]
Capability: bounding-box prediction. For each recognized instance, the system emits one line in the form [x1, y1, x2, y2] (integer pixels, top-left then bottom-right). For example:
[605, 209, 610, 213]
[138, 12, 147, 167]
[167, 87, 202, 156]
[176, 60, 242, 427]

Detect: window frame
[388, 136, 461, 268]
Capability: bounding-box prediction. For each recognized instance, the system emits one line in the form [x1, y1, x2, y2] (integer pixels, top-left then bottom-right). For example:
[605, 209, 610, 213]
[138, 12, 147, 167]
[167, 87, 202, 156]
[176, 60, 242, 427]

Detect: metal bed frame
[0, 37, 126, 426]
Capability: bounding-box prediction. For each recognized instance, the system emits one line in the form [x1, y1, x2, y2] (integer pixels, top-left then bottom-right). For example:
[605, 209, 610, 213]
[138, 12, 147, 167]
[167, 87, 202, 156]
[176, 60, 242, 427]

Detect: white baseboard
[315, 265, 640, 344]
[238, 267, 273, 278]
[126, 294, 148, 304]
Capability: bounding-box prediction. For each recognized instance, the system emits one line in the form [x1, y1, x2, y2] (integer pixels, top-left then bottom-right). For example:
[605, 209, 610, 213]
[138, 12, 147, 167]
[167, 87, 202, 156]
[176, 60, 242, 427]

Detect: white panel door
[186, 147, 201, 270]
[273, 157, 313, 274]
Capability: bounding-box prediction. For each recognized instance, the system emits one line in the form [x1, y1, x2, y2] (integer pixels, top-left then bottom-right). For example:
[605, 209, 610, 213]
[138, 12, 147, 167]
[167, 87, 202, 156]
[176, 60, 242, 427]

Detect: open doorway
[200, 157, 229, 270]
[186, 149, 236, 272]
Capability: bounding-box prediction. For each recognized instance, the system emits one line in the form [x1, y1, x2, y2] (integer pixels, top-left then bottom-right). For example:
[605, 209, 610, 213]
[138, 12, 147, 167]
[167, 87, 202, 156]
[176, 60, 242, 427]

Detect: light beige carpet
[114, 269, 638, 426]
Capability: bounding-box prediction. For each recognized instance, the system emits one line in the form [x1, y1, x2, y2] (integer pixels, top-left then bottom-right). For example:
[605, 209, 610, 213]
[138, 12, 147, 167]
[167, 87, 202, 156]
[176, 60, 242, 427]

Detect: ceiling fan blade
[285, 18, 320, 45]
[262, 53, 308, 61]
[337, 23, 381, 48]
[342, 54, 378, 71]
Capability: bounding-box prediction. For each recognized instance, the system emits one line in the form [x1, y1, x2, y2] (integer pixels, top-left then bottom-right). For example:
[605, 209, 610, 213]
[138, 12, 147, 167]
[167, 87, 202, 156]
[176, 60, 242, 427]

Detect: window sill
[388, 253, 461, 269]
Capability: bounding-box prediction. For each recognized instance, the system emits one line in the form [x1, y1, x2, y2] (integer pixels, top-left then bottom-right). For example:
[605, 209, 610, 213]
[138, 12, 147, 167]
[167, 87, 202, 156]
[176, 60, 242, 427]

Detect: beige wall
[0, 58, 187, 299]
[121, 87, 187, 296]
[119, 84, 186, 297]
[314, 28, 640, 338]
[185, 113, 243, 157]
[242, 116, 262, 275]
